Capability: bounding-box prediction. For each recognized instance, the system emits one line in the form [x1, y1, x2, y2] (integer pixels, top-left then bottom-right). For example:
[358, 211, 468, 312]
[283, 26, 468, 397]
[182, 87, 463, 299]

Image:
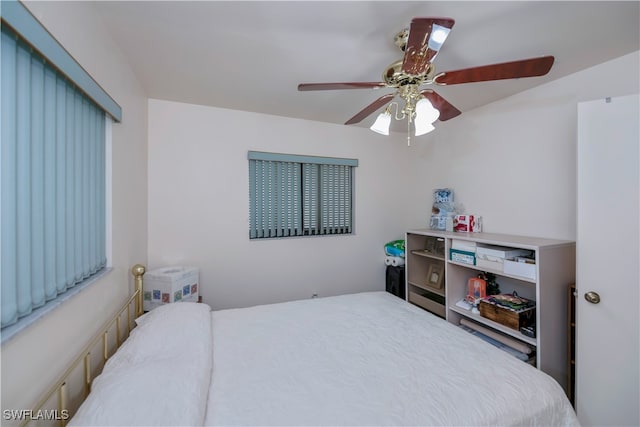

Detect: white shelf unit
[406, 229, 575, 391]
[405, 231, 447, 318]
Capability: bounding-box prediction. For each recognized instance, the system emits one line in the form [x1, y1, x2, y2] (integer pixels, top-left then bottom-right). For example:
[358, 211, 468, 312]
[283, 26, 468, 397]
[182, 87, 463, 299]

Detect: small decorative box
[450, 249, 476, 265]
[143, 266, 199, 311]
[479, 293, 536, 331]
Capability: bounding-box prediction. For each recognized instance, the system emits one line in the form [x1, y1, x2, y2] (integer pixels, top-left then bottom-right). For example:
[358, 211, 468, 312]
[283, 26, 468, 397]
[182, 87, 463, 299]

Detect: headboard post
[131, 264, 146, 317]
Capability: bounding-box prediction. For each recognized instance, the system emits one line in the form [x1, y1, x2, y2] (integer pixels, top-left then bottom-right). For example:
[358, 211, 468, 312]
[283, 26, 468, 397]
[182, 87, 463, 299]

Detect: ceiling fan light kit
[415, 98, 439, 136]
[370, 110, 392, 135]
[414, 121, 435, 137]
[298, 17, 555, 145]
[370, 97, 439, 140]
[426, 24, 451, 52]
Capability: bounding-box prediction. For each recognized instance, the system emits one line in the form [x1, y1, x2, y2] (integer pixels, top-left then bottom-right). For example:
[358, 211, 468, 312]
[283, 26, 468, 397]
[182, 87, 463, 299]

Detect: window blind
[248, 151, 357, 239]
[1, 25, 107, 328]
[0, 0, 122, 121]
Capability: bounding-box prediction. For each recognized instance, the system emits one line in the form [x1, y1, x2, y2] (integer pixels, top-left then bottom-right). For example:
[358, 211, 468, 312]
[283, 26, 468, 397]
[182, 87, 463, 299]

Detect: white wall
[406, 51, 639, 240]
[1, 1, 148, 415]
[148, 101, 412, 310]
[148, 51, 638, 311]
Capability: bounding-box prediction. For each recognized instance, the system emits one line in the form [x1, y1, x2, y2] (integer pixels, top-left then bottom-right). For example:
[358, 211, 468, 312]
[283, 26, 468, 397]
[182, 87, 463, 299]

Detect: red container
[453, 215, 482, 232]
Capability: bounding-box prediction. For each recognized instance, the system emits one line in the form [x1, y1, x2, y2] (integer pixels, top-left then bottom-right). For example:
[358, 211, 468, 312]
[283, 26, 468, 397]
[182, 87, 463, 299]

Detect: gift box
[143, 266, 199, 311]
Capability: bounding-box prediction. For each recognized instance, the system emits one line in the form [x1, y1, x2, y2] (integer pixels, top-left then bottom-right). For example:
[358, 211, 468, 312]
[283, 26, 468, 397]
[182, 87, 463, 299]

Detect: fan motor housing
[383, 60, 434, 87]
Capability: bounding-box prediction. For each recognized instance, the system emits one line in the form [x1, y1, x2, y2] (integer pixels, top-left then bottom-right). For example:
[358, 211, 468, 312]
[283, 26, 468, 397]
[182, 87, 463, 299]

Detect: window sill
[0, 267, 113, 345]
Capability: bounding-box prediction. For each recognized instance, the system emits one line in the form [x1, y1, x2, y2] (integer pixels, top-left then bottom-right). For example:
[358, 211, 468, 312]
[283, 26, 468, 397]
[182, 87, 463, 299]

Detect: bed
[68, 290, 579, 426]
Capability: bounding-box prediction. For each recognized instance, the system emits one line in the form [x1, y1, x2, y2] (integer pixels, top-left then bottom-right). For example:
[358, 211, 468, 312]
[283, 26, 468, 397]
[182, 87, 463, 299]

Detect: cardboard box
[451, 239, 477, 253]
[504, 259, 537, 280]
[450, 249, 476, 265]
[476, 258, 504, 273]
[476, 244, 532, 260]
[453, 215, 482, 232]
[143, 266, 199, 311]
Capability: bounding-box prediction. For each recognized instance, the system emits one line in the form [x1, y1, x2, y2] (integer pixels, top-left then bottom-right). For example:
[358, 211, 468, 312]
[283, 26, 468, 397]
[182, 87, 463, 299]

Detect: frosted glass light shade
[414, 121, 435, 136]
[370, 112, 391, 135]
[428, 24, 451, 51]
[415, 98, 440, 124]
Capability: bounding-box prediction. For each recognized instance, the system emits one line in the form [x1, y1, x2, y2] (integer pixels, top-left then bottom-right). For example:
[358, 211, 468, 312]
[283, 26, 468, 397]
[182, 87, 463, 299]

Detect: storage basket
[479, 300, 535, 331]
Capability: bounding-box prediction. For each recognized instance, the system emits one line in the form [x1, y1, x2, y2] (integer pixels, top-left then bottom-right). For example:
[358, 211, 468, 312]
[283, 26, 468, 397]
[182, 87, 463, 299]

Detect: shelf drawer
[409, 291, 446, 318]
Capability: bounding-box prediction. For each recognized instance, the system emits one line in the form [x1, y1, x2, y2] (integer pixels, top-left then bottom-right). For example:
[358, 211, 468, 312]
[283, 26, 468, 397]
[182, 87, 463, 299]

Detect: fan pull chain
[407, 115, 411, 146]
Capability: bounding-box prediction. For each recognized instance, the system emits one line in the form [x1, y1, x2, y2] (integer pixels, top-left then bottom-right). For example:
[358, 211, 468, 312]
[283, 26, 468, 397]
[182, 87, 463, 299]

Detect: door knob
[584, 291, 601, 304]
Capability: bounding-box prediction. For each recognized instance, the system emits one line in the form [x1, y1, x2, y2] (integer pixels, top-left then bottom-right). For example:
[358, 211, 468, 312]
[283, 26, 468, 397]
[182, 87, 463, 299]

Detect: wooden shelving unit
[405, 229, 576, 392]
[405, 231, 447, 318]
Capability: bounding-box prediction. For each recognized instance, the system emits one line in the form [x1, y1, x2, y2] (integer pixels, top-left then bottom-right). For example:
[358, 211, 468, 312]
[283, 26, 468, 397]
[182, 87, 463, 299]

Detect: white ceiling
[93, 1, 639, 130]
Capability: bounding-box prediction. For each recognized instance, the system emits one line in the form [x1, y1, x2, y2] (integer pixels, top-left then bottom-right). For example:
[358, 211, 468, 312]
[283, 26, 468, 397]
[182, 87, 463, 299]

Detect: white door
[576, 94, 639, 426]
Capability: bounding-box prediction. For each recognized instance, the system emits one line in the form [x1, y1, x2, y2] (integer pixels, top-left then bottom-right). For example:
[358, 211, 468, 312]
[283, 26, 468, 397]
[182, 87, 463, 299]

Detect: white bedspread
[70, 302, 213, 427]
[205, 291, 578, 426]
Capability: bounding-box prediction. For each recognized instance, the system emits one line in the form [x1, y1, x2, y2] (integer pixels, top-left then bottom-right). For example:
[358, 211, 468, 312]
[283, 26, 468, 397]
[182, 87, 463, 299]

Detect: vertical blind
[1, 26, 107, 328]
[248, 151, 357, 239]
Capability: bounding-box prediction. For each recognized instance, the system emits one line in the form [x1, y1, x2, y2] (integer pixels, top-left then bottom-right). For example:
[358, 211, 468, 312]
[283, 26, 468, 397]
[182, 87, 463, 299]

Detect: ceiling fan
[298, 17, 554, 142]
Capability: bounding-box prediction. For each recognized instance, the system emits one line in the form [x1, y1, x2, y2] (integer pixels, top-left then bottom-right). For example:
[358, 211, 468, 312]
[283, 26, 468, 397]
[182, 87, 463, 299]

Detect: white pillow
[135, 301, 211, 326]
[107, 302, 212, 367]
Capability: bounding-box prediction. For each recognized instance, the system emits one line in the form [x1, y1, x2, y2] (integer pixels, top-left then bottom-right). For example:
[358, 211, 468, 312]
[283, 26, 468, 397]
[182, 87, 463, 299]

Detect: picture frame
[434, 237, 445, 257]
[426, 263, 444, 289]
[424, 237, 445, 257]
[424, 237, 437, 254]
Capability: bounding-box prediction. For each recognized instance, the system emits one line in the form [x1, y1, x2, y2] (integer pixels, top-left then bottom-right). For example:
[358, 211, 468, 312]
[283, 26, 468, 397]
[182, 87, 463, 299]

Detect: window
[248, 151, 358, 239]
[1, 3, 121, 334]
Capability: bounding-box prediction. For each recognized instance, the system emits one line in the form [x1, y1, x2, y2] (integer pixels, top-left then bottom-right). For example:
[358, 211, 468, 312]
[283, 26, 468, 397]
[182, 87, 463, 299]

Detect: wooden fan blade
[420, 90, 461, 121]
[298, 82, 387, 91]
[402, 17, 455, 76]
[345, 93, 396, 125]
[433, 56, 555, 85]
